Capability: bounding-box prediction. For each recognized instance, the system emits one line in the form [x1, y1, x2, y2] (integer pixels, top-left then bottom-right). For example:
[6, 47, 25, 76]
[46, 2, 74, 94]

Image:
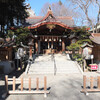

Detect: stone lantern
[28, 34, 34, 60]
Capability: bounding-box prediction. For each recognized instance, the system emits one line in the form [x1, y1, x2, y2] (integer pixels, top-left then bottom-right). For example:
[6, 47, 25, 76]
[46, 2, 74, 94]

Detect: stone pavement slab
[4, 73, 100, 100]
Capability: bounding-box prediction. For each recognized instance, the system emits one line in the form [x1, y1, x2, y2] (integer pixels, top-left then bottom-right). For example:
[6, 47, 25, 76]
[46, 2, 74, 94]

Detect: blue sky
[26, 0, 66, 16]
[25, 0, 98, 26]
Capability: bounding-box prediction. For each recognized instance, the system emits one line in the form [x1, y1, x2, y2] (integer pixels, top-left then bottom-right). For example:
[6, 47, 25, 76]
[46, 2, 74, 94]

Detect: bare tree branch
[66, 0, 95, 32]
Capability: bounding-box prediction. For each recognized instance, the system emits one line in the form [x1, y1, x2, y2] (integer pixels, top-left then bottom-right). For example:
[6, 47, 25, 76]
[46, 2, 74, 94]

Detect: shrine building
[24, 7, 76, 55]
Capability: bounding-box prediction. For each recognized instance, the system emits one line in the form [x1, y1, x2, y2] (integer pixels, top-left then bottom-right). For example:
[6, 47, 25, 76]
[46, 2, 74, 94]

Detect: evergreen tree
[67, 27, 91, 63]
[7, 27, 30, 45]
[0, 0, 29, 38]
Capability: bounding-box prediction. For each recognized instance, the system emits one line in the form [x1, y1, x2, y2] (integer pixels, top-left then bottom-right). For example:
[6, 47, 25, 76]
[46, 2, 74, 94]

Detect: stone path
[5, 73, 100, 100]
[1, 54, 100, 100]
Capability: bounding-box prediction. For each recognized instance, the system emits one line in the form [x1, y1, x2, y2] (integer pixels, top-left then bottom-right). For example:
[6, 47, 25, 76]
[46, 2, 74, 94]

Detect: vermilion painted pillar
[62, 38, 65, 52]
[36, 40, 38, 54]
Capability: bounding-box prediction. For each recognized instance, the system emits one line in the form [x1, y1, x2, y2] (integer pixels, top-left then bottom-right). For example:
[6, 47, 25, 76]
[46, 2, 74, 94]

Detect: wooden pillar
[44, 76, 47, 91]
[51, 37, 53, 49]
[28, 38, 34, 59]
[29, 46, 32, 59]
[83, 75, 86, 90]
[13, 76, 16, 91]
[36, 77, 39, 90]
[36, 40, 38, 54]
[62, 38, 65, 52]
[97, 76, 100, 89]
[5, 75, 8, 92]
[90, 76, 93, 89]
[38, 40, 41, 53]
[29, 77, 31, 91]
[21, 77, 23, 91]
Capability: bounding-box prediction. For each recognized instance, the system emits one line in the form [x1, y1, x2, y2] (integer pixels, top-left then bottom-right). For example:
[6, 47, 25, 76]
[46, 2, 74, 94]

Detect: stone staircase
[54, 54, 80, 74]
[26, 54, 81, 74]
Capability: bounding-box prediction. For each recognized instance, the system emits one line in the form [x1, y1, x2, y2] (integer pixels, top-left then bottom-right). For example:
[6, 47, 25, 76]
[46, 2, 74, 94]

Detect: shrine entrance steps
[25, 54, 81, 75]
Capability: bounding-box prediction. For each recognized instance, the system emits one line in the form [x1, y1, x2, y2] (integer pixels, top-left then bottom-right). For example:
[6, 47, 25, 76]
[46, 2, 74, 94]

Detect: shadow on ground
[0, 69, 25, 100]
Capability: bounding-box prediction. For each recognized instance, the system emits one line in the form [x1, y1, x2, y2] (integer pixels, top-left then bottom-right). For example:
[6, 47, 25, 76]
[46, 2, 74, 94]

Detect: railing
[25, 60, 32, 74]
[5, 75, 50, 97]
[51, 54, 57, 75]
[81, 75, 100, 94]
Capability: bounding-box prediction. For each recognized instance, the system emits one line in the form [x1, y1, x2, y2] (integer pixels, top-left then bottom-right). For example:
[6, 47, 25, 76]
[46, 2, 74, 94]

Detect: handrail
[51, 54, 57, 75]
[25, 60, 32, 74]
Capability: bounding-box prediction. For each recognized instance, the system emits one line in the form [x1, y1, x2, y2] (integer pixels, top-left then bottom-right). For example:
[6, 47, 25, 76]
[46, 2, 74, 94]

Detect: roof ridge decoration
[41, 6, 57, 22]
[48, 5, 51, 11]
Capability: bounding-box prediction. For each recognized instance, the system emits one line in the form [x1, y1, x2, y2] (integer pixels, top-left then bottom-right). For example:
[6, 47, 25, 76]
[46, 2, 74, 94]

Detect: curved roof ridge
[57, 16, 73, 19]
[28, 21, 73, 30]
[27, 16, 43, 19]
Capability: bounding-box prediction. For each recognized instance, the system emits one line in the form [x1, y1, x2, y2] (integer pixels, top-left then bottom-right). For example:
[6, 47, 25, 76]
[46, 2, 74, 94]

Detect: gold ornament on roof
[47, 24, 56, 32]
[47, 24, 56, 30]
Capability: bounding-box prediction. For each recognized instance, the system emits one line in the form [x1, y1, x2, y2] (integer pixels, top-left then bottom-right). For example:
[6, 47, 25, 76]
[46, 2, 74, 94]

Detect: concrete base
[0, 61, 15, 74]
[96, 61, 100, 71]
[98, 62, 100, 71]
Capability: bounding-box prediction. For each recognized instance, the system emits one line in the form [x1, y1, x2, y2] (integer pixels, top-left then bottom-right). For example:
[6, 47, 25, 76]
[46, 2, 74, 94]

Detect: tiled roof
[81, 43, 93, 48]
[0, 38, 4, 42]
[0, 41, 14, 47]
[24, 10, 74, 27]
[24, 16, 74, 27]
[57, 18, 74, 27]
[90, 33, 100, 45]
[25, 17, 43, 26]
[0, 38, 15, 47]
